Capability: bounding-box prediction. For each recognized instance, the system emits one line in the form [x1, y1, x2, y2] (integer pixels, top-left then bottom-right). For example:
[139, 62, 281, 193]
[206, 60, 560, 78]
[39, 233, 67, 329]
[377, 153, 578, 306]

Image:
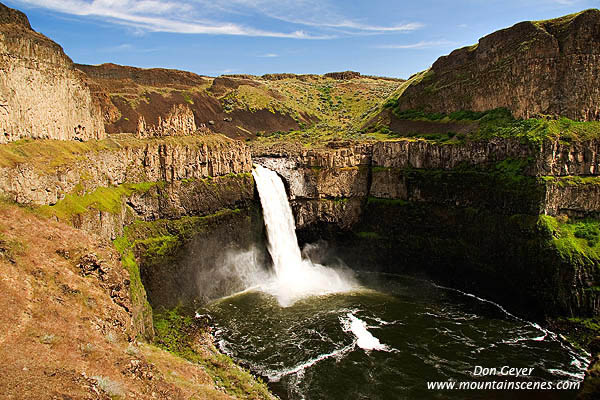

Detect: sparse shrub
[92, 376, 125, 398]
[125, 343, 139, 356]
[106, 332, 117, 344]
[0, 233, 26, 261]
[79, 343, 95, 354]
[40, 334, 57, 345]
[574, 223, 600, 247]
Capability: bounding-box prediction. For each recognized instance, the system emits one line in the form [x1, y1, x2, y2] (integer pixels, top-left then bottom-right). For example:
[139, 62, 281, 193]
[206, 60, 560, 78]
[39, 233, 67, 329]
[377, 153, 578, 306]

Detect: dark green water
[205, 273, 588, 400]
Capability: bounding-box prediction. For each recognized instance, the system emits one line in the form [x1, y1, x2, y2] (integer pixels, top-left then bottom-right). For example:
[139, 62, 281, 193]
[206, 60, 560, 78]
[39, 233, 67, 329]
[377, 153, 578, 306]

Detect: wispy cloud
[13, 0, 330, 38]
[258, 53, 279, 57]
[12, 0, 423, 38]
[99, 43, 161, 53]
[377, 40, 457, 49]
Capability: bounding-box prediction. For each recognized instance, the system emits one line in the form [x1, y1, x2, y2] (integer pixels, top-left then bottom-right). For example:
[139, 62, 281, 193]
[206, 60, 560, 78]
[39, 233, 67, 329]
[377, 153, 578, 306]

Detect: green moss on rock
[38, 182, 161, 221]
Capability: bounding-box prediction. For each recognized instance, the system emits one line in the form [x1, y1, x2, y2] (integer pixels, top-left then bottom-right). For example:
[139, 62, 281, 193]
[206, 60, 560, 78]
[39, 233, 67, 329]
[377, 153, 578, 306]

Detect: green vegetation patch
[153, 307, 272, 399]
[538, 215, 600, 265]
[38, 182, 161, 221]
[541, 176, 600, 187]
[116, 208, 242, 268]
[355, 231, 384, 240]
[0, 232, 27, 262]
[0, 135, 236, 173]
[112, 208, 244, 339]
[373, 107, 600, 144]
[113, 231, 154, 340]
[0, 138, 120, 173]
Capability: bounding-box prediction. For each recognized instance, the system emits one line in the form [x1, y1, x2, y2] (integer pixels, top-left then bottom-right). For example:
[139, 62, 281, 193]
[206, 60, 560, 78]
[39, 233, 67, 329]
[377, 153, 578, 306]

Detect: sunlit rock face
[394, 9, 600, 121]
[0, 3, 105, 143]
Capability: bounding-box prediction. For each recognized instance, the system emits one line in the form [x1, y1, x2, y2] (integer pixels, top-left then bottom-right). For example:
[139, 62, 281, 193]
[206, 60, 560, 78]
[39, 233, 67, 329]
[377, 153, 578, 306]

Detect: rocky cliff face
[0, 135, 250, 206]
[255, 138, 600, 230]
[0, 134, 252, 239]
[136, 104, 198, 138]
[0, 3, 105, 143]
[394, 9, 600, 121]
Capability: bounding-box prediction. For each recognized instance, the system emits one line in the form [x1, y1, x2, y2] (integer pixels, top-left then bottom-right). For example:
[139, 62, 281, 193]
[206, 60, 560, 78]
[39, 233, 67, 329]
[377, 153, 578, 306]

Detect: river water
[206, 273, 588, 400]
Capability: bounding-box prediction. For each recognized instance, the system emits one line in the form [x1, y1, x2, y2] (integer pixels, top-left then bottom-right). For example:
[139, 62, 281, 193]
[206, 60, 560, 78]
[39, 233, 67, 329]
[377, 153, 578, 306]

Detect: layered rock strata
[0, 3, 105, 143]
[0, 135, 252, 239]
[136, 104, 198, 138]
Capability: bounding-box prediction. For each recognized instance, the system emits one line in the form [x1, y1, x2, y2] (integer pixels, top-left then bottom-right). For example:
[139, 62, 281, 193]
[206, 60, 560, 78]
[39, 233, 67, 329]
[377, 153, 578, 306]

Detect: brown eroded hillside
[0, 202, 272, 399]
[75, 63, 404, 141]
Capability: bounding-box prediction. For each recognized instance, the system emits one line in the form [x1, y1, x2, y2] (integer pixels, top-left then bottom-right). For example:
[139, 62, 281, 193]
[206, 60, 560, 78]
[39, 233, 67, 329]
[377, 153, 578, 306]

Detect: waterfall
[252, 165, 357, 306]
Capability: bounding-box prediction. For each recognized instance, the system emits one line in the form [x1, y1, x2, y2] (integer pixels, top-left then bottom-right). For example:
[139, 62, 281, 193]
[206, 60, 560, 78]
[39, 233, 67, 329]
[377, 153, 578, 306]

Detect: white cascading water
[252, 165, 357, 306]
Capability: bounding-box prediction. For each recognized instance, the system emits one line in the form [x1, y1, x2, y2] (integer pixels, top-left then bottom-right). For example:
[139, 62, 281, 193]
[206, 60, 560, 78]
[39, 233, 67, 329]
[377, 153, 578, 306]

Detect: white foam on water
[252, 165, 358, 307]
[342, 313, 389, 351]
[266, 343, 355, 383]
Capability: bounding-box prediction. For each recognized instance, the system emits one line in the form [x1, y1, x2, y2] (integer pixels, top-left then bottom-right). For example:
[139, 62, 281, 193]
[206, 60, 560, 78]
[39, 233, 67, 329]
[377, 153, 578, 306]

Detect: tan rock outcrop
[136, 104, 197, 138]
[0, 3, 105, 143]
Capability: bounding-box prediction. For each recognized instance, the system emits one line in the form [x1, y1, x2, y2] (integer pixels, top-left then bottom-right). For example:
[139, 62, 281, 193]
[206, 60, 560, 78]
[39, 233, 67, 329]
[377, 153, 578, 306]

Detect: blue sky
[4, 0, 599, 78]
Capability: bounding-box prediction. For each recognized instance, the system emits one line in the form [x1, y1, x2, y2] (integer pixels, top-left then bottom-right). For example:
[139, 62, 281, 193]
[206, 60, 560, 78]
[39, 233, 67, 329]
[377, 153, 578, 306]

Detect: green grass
[0, 135, 237, 173]
[111, 207, 247, 340]
[0, 138, 120, 173]
[181, 91, 194, 105]
[115, 208, 242, 267]
[376, 107, 600, 145]
[113, 233, 154, 339]
[0, 232, 27, 261]
[355, 231, 383, 240]
[540, 176, 600, 187]
[38, 182, 161, 221]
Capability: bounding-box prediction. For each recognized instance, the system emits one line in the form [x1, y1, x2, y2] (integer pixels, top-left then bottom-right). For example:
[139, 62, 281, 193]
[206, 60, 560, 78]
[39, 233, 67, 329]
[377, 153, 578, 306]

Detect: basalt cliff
[0, 4, 105, 143]
[2, 1, 600, 398]
[389, 9, 600, 121]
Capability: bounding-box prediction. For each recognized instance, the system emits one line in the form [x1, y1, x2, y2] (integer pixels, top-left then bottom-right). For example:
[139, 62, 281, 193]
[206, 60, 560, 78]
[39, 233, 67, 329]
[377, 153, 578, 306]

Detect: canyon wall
[394, 9, 600, 121]
[0, 3, 105, 143]
[0, 134, 252, 239]
[253, 138, 600, 319]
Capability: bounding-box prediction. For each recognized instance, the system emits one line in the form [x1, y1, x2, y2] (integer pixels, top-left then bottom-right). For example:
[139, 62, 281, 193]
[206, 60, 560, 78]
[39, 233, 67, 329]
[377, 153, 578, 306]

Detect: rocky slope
[0, 3, 105, 143]
[389, 9, 600, 121]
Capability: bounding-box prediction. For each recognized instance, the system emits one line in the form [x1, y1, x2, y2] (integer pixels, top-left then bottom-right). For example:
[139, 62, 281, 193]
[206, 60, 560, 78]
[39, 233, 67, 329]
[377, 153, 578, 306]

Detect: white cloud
[378, 40, 457, 49]
[12, 0, 423, 38]
[13, 0, 330, 38]
[99, 43, 161, 53]
[258, 53, 279, 57]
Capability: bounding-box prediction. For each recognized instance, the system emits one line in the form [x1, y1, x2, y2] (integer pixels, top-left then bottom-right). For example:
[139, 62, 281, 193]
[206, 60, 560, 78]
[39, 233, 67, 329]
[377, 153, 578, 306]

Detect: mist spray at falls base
[226, 165, 357, 307]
